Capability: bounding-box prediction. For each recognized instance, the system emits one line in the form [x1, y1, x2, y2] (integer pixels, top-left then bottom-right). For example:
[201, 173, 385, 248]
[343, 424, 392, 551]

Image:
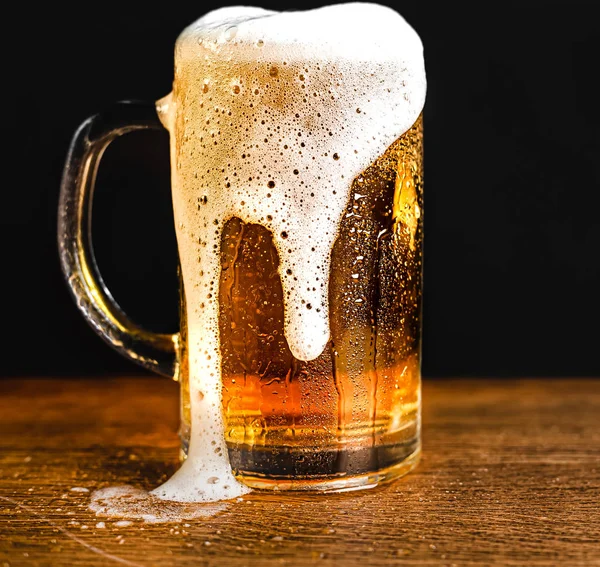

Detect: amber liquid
[178, 116, 423, 489]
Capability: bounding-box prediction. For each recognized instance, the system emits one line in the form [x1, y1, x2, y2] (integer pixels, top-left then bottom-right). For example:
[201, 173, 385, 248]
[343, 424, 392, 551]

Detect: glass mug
[58, 6, 424, 493]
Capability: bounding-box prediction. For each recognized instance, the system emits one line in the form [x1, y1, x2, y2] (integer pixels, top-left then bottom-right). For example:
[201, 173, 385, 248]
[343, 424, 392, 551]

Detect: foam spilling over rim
[148, 3, 426, 504]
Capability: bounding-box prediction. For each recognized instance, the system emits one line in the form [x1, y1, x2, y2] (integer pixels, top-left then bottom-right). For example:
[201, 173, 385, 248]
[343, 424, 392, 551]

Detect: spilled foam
[151, 3, 426, 502]
[90, 486, 229, 523]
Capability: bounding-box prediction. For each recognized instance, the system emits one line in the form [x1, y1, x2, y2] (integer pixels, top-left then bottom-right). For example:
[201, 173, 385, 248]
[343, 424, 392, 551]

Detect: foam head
[179, 4, 425, 65]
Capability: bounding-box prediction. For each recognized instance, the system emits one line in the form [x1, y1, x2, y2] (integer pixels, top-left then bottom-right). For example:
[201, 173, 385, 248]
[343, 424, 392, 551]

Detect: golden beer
[177, 116, 423, 488]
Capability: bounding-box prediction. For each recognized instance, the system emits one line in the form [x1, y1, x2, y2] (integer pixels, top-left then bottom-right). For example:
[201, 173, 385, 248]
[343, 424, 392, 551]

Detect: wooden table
[0, 377, 598, 566]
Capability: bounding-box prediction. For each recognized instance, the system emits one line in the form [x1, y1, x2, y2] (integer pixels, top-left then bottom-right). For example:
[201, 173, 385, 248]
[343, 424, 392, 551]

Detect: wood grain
[0, 377, 598, 566]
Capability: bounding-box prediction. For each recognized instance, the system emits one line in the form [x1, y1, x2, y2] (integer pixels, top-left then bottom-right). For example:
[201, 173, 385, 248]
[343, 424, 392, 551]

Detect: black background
[4, 1, 599, 378]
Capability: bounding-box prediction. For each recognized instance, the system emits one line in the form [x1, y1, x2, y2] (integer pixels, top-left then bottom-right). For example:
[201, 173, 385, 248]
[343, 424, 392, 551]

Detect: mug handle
[57, 100, 179, 379]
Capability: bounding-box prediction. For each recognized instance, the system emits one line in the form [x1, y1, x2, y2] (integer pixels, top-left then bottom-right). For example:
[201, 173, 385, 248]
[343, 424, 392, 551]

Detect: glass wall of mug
[177, 115, 423, 490]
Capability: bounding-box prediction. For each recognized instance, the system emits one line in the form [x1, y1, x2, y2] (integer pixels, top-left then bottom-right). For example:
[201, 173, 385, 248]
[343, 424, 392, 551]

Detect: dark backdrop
[4, 1, 599, 377]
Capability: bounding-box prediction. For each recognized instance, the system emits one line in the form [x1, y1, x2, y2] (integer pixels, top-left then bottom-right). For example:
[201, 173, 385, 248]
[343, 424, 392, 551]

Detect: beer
[153, 3, 426, 498]
[177, 116, 423, 488]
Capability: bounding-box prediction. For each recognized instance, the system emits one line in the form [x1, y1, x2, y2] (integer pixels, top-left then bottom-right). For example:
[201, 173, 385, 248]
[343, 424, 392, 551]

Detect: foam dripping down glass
[58, 3, 426, 502]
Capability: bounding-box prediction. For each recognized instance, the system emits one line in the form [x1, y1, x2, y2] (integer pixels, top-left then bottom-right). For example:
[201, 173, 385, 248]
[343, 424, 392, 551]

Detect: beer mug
[58, 4, 425, 496]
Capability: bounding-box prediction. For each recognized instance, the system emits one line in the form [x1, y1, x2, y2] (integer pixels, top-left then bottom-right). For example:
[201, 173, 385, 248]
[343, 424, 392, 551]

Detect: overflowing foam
[152, 3, 426, 502]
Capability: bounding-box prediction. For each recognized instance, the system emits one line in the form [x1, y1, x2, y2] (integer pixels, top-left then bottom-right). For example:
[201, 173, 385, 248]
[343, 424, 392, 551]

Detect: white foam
[153, 2, 426, 503]
[181, 3, 425, 64]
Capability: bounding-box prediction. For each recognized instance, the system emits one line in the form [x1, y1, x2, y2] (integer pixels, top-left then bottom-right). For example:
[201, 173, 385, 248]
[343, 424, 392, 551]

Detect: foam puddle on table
[89, 486, 230, 523]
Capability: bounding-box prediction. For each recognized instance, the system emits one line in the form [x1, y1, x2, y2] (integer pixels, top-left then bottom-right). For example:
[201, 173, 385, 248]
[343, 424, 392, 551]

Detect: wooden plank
[0, 377, 598, 566]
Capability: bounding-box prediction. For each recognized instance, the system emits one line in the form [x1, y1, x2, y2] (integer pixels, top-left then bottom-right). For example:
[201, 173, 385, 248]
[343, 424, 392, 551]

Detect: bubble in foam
[153, 2, 425, 503]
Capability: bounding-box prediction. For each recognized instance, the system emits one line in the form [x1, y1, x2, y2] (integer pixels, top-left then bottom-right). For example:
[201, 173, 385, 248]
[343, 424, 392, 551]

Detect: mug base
[229, 442, 421, 492]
